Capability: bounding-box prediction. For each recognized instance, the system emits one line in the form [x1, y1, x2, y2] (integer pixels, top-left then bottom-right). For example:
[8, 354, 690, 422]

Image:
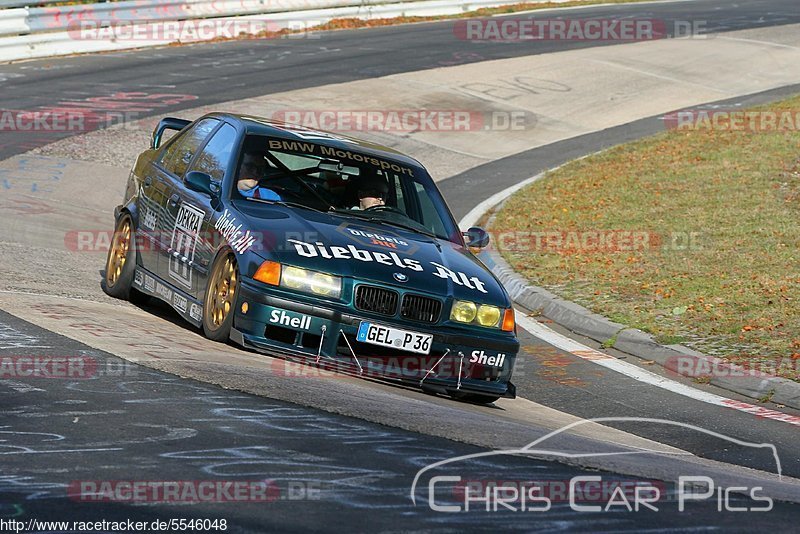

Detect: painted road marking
[515, 313, 800, 427]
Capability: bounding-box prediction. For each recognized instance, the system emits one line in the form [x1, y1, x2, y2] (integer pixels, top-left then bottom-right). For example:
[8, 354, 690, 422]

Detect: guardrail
[0, 0, 562, 62]
[4, 0, 341, 37]
[0, 0, 105, 7]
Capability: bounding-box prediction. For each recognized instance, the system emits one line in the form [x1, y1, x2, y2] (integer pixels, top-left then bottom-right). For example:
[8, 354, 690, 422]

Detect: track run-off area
[1, 0, 800, 529]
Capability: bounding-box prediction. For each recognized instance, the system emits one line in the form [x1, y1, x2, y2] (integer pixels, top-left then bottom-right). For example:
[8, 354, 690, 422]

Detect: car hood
[230, 201, 510, 306]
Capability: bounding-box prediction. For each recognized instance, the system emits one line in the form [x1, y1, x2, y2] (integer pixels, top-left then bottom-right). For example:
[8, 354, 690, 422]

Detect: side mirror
[151, 117, 191, 149]
[463, 226, 490, 249]
[185, 171, 220, 197]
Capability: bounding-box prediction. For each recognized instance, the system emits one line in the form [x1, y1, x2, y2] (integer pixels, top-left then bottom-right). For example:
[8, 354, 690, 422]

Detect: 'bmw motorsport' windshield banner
[268, 139, 416, 177]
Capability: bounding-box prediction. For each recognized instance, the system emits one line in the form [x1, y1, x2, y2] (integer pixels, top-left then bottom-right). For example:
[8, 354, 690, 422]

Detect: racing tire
[203, 252, 239, 342]
[102, 213, 148, 305]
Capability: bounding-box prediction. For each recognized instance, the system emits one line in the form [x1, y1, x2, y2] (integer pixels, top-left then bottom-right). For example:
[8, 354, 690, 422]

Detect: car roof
[206, 112, 425, 169]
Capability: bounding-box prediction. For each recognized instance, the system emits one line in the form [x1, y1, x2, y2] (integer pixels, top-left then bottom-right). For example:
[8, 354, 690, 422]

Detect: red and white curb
[516, 313, 800, 427]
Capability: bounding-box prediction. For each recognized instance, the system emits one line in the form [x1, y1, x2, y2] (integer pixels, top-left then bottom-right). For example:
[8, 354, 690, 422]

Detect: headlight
[254, 262, 342, 299]
[282, 265, 341, 299]
[476, 304, 501, 327]
[450, 300, 477, 323]
[282, 266, 306, 289]
[450, 300, 511, 330]
[310, 272, 338, 296]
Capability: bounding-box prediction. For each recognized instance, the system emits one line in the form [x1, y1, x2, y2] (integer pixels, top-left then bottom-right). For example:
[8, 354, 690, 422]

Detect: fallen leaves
[490, 95, 800, 380]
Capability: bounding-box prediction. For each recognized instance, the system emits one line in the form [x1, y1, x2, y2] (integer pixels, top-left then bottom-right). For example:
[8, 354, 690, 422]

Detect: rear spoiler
[151, 117, 191, 149]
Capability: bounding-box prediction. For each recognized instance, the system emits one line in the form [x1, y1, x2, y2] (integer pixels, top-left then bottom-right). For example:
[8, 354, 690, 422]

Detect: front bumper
[232, 280, 519, 399]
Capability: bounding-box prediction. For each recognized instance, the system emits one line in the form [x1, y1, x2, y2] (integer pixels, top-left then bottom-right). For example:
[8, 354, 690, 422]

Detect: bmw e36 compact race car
[103, 113, 519, 403]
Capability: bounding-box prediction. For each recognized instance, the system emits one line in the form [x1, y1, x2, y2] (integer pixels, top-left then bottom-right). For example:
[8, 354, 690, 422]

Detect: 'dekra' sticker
[169, 203, 204, 288]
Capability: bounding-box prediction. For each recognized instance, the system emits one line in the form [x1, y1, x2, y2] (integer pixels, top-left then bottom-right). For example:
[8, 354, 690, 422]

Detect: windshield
[233, 135, 460, 242]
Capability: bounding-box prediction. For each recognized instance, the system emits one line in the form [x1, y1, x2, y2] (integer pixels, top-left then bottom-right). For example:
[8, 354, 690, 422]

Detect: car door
[134, 159, 171, 276]
[152, 118, 219, 294]
[169, 121, 239, 301]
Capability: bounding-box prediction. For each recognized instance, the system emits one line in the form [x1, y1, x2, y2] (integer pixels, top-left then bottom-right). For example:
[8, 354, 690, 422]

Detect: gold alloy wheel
[106, 218, 131, 287]
[207, 255, 238, 329]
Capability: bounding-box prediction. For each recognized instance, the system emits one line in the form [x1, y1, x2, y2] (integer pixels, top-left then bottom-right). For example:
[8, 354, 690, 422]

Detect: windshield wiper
[332, 209, 441, 241]
[372, 218, 439, 240]
[246, 197, 327, 213]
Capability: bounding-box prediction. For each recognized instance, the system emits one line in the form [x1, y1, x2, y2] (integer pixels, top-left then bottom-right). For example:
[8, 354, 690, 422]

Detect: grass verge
[492, 95, 800, 381]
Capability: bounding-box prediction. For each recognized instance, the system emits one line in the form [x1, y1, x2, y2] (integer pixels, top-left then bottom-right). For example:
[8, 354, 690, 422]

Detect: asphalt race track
[7, 309, 800, 531]
[2, 0, 800, 160]
[1, 0, 800, 530]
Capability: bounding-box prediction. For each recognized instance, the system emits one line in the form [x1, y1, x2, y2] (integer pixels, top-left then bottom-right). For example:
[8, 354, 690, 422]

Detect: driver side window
[159, 118, 218, 178]
[188, 123, 237, 181]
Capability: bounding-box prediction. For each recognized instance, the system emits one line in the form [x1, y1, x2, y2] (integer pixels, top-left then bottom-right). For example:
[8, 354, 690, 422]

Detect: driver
[237, 152, 281, 201]
[356, 171, 389, 210]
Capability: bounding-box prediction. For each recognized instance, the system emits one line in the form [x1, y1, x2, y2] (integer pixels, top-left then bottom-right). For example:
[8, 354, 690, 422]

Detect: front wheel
[203, 252, 239, 342]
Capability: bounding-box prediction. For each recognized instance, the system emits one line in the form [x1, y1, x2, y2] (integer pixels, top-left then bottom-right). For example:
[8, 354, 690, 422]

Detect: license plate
[356, 321, 432, 355]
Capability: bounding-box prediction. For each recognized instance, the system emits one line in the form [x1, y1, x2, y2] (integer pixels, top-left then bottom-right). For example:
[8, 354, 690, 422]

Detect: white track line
[515, 314, 800, 427]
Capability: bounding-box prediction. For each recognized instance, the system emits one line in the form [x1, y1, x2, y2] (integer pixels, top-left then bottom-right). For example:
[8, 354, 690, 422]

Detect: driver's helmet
[357, 169, 389, 200]
[239, 152, 267, 180]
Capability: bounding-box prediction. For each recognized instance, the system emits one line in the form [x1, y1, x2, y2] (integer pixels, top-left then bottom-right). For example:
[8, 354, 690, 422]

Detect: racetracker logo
[0, 92, 197, 140]
[67, 480, 327, 502]
[63, 229, 275, 254]
[663, 110, 800, 132]
[269, 351, 509, 380]
[0, 356, 136, 379]
[271, 110, 532, 132]
[68, 480, 279, 502]
[665, 354, 800, 383]
[453, 18, 671, 42]
[0, 110, 86, 132]
[66, 20, 321, 42]
[0, 356, 96, 379]
[490, 230, 704, 254]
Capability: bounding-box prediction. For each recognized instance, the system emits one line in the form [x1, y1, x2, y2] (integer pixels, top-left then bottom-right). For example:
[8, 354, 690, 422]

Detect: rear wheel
[102, 213, 148, 304]
[203, 252, 239, 342]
